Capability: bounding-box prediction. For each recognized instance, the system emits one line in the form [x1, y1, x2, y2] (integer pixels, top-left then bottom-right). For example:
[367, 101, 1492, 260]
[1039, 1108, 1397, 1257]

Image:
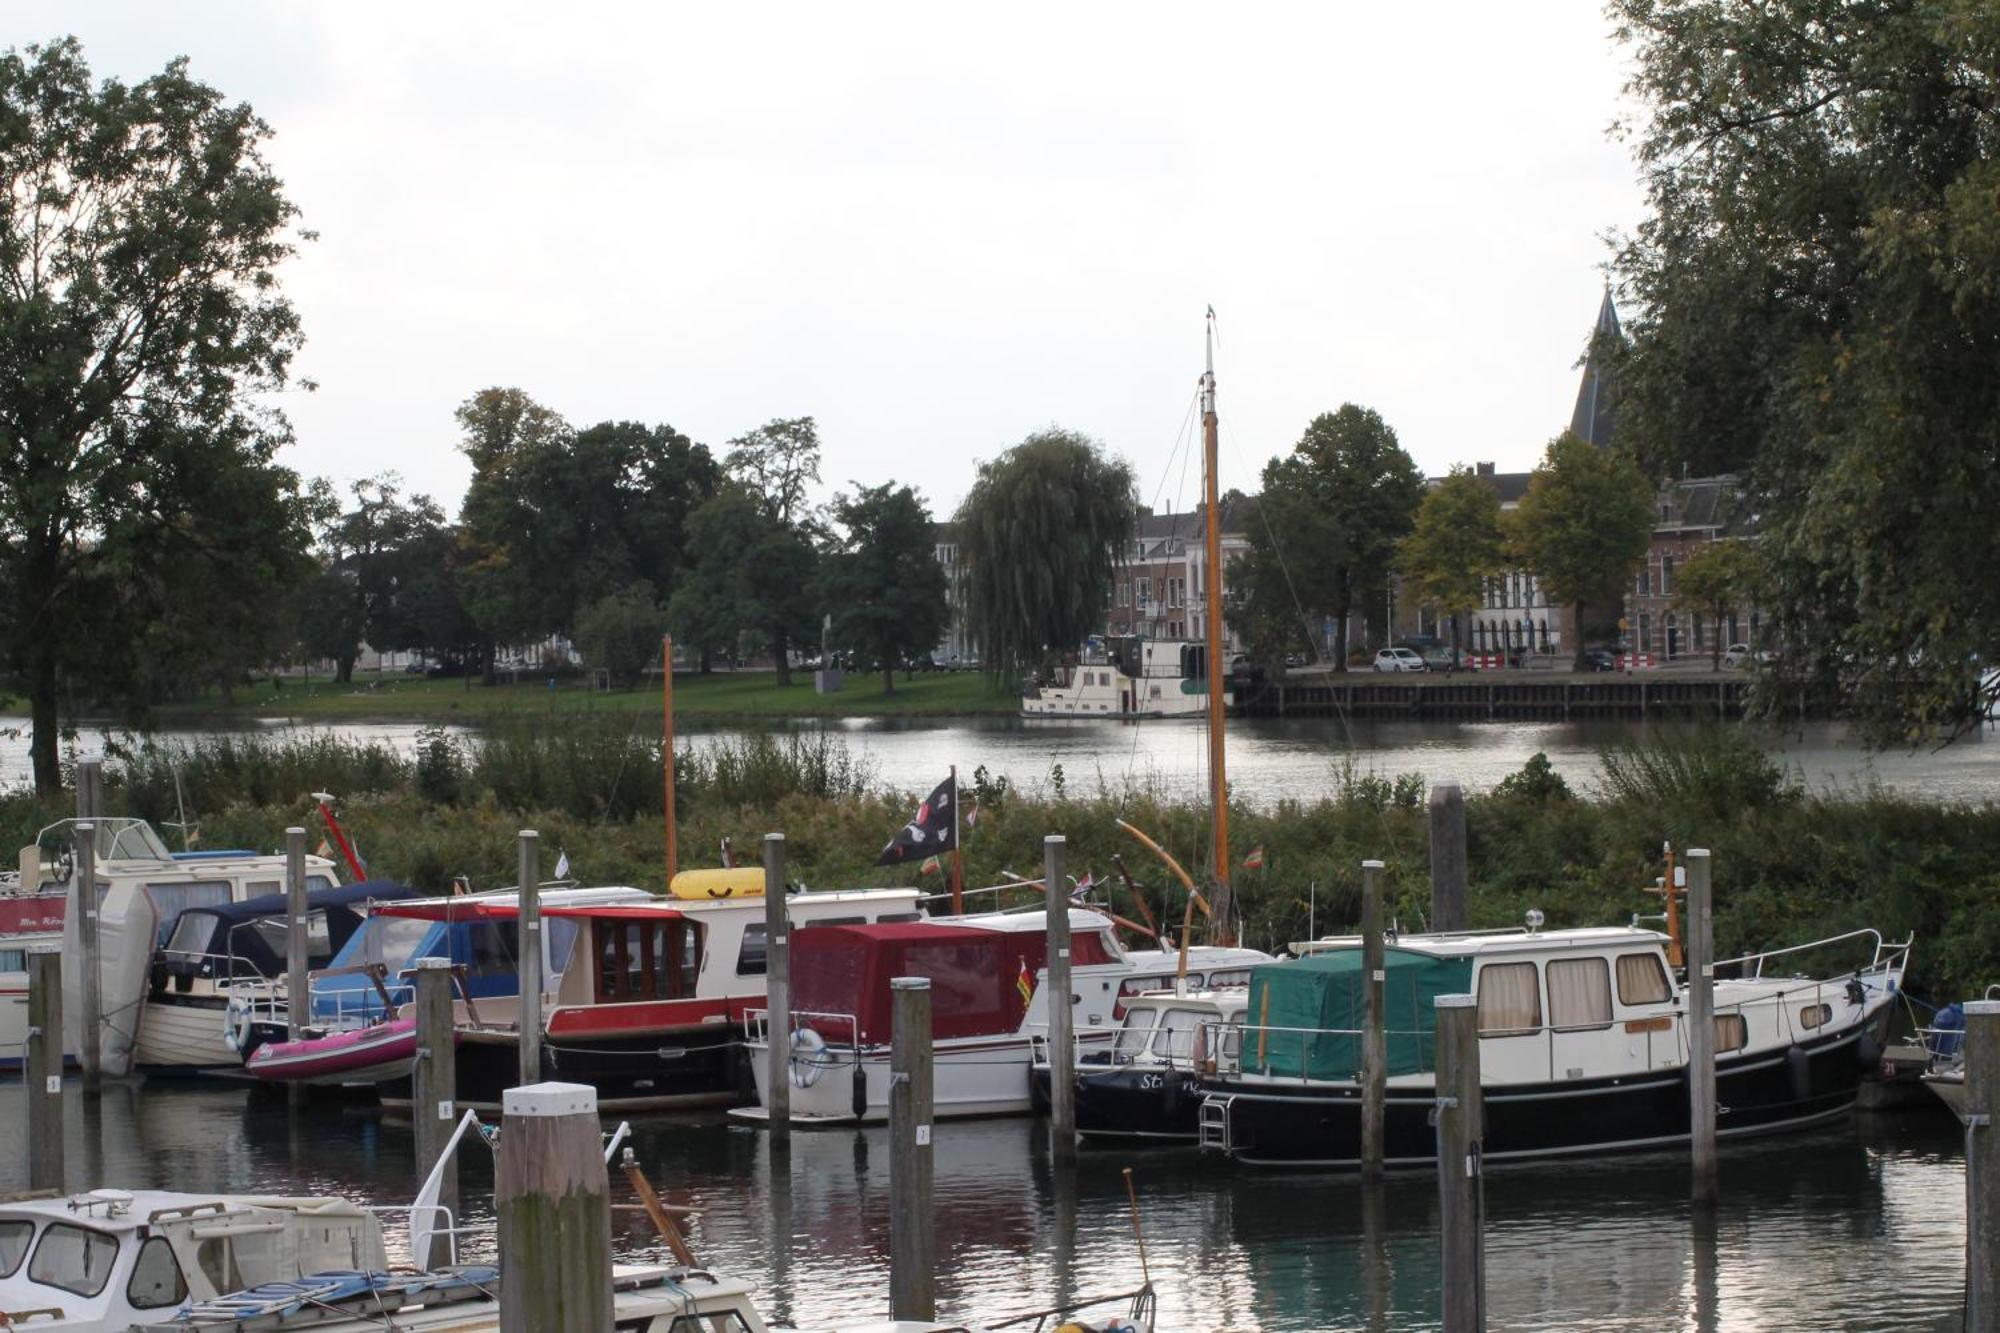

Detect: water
[0, 1082, 1969, 1330]
[10, 714, 1995, 808]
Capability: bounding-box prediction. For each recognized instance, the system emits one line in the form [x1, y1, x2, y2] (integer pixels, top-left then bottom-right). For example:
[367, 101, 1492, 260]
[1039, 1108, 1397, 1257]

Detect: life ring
[789, 1028, 830, 1089]
[222, 996, 256, 1055]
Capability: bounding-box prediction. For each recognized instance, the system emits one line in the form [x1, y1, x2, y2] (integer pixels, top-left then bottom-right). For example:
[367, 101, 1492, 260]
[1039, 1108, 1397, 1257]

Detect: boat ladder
[1197, 1094, 1235, 1154]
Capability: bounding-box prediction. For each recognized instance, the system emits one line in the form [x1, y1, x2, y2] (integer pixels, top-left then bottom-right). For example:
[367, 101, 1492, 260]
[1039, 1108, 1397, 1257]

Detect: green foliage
[821, 483, 948, 692]
[1398, 467, 1505, 656]
[574, 581, 666, 683]
[1231, 406, 1424, 670]
[1672, 539, 1766, 669]
[297, 475, 451, 682]
[0, 38, 321, 790]
[669, 485, 819, 682]
[1493, 752, 1573, 804]
[1596, 728, 1799, 824]
[1508, 433, 1655, 668]
[1608, 0, 2000, 740]
[956, 429, 1137, 676]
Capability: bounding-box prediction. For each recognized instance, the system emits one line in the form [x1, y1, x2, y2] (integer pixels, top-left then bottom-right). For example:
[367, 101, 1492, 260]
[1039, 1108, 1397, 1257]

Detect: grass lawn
[154, 668, 1018, 723]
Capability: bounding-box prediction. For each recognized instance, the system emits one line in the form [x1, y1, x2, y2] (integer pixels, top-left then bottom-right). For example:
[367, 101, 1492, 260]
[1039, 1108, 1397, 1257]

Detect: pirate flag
[876, 774, 958, 866]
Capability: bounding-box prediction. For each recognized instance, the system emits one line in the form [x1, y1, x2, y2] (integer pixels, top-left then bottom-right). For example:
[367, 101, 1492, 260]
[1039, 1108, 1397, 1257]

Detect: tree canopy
[821, 483, 948, 692]
[1608, 0, 2000, 734]
[1674, 538, 1768, 671]
[0, 38, 319, 790]
[956, 428, 1136, 677]
[1398, 467, 1505, 658]
[1507, 434, 1655, 670]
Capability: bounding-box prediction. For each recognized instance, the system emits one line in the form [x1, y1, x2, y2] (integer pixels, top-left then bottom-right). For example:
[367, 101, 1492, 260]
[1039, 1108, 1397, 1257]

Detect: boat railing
[304, 964, 413, 1031]
[1713, 927, 1912, 981]
[1212, 1021, 1438, 1082]
[365, 1202, 468, 1267]
[742, 1007, 862, 1048]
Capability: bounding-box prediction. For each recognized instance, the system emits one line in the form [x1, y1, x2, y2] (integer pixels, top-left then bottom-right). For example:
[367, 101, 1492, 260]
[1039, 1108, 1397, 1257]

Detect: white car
[1373, 647, 1427, 673]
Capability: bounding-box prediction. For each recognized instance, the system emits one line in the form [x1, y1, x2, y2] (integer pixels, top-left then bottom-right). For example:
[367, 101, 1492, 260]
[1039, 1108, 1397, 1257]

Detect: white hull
[133, 994, 245, 1073]
[739, 1030, 1116, 1124]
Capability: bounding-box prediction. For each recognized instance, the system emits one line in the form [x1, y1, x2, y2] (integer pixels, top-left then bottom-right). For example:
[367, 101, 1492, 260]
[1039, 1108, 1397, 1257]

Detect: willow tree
[956, 429, 1136, 677]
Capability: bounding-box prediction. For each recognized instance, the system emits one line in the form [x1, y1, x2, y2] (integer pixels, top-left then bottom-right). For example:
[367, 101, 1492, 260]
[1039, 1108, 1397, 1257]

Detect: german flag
[1016, 958, 1034, 1007]
[920, 854, 942, 876]
[1242, 845, 1267, 870]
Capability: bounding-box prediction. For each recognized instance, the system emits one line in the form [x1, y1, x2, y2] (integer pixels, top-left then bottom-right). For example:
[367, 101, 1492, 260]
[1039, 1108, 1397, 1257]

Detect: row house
[1625, 474, 1758, 659]
[1104, 506, 1253, 653]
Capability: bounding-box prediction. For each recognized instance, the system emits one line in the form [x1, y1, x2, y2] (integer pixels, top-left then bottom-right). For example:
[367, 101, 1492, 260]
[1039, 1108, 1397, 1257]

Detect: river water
[0, 1082, 1970, 1330]
[5, 715, 1998, 807]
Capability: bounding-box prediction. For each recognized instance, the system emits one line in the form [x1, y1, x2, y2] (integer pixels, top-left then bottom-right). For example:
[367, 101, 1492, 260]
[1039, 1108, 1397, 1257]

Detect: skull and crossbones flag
[876, 774, 958, 866]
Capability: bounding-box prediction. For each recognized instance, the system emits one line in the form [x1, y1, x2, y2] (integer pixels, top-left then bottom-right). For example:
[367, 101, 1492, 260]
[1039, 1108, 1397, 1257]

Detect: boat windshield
[1156, 1008, 1207, 1060]
[0, 1219, 31, 1277]
[356, 915, 434, 971]
[28, 1222, 119, 1297]
[1114, 1009, 1159, 1058]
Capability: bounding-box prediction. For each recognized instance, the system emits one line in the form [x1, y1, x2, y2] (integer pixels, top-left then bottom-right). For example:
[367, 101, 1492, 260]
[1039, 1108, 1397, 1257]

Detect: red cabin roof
[790, 920, 1117, 1045]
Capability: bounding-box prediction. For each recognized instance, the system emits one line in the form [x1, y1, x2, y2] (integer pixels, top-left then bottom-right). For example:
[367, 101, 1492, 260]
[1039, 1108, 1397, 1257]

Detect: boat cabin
[153, 882, 418, 995]
[1110, 989, 1249, 1068]
[1022, 636, 1211, 718]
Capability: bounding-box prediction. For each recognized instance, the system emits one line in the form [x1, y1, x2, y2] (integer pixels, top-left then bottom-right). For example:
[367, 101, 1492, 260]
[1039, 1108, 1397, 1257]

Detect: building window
[1115, 581, 1129, 608]
[1136, 577, 1151, 606]
[1661, 555, 1675, 596]
[1638, 612, 1651, 652]
[1637, 567, 1651, 598]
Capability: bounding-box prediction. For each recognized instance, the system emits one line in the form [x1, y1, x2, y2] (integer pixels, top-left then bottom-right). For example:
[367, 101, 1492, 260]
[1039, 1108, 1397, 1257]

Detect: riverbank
[151, 668, 1018, 723]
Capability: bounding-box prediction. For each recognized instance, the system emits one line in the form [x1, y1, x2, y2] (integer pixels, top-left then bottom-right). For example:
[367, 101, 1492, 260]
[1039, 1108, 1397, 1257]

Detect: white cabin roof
[1295, 925, 1670, 962]
[0, 1190, 365, 1236]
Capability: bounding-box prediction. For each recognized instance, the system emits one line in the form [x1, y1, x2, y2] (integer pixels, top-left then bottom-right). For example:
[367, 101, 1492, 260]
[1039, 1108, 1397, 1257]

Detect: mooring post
[74, 820, 101, 1095]
[27, 946, 64, 1192]
[1428, 784, 1467, 934]
[498, 1082, 612, 1333]
[77, 755, 103, 823]
[517, 829, 542, 1088]
[1685, 846, 1718, 1206]
[1435, 992, 1484, 1332]
[764, 832, 791, 1143]
[1044, 834, 1076, 1162]
[1361, 858, 1387, 1178]
[284, 827, 308, 1109]
[889, 976, 935, 1322]
[412, 957, 458, 1270]
[1965, 999, 2000, 1332]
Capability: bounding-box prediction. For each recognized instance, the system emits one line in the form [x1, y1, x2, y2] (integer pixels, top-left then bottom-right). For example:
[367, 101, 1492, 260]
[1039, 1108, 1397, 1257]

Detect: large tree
[821, 483, 949, 693]
[1508, 433, 1655, 672]
[1608, 0, 2000, 736]
[956, 428, 1136, 678]
[1674, 538, 1767, 672]
[718, 418, 824, 686]
[1398, 467, 1505, 664]
[0, 39, 318, 791]
[298, 475, 448, 683]
[667, 485, 819, 682]
[454, 388, 571, 680]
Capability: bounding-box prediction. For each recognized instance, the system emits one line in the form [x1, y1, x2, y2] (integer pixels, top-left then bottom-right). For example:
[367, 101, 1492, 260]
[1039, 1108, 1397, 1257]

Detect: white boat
[0, 891, 65, 1071]
[1022, 636, 1212, 719]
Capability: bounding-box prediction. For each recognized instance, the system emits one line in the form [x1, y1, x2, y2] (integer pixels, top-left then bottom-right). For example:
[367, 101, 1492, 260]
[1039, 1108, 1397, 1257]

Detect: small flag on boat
[965, 802, 980, 829]
[1242, 846, 1266, 871]
[316, 838, 333, 859]
[554, 849, 570, 880]
[876, 774, 958, 866]
[1069, 871, 1095, 903]
[1016, 958, 1034, 1006]
[920, 854, 942, 876]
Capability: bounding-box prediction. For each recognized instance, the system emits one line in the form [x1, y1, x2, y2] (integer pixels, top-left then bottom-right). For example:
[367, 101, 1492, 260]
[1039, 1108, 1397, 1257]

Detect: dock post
[1965, 999, 2000, 1332]
[516, 829, 542, 1088]
[412, 956, 458, 1270]
[1685, 847, 1718, 1206]
[77, 754, 103, 822]
[27, 946, 64, 1192]
[1435, 993, 1484, 1332]
[1045, 834, 1076, 1162]
[1428, 784, 1467, 933]
[1361, 858, 1387, 1178]
[889, 976, 935, 1322]
[763, 832, 791, 1143]
[498, 1082, 612, 1333]
[285, 827, 308, 1109]
[74, 820, 101, 1095]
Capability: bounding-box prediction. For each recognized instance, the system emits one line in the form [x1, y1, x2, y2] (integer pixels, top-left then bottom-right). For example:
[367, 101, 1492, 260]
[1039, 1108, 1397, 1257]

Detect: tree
[1673, 538, 1766, 672]
[298, 475, 448, 683]
[575, 580, 666, 683]
[724, 417, 820, 526]
[667, 486, 819, 683]
[1608, 0, 2000, 736]
[956, 428, 1137, 677]
[1398, 467, 1505, 664]
[1507, 434, 1655, 672]
[0, 39, 318, 792]
[821, 484, 949, 693]
[454, 388, 572, 681]
[1232, 406, 1424, 671]
[719, 418, 824, 686]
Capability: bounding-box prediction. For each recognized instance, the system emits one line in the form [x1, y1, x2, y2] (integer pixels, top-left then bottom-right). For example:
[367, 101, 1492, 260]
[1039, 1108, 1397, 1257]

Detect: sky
[14, 3, 1647, 522]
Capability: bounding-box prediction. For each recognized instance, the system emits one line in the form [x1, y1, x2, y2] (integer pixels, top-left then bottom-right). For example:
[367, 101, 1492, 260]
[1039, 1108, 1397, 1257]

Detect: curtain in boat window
[145, 881, 232, 942]
[1616, 952, 1672, 1005]
[1547, 957, 1612, 1030]
[1476, 961, 1541, 1035]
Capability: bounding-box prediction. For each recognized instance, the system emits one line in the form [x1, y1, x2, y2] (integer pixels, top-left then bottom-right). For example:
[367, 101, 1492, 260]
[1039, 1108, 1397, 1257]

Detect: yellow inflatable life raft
[668, 867, 768, 900]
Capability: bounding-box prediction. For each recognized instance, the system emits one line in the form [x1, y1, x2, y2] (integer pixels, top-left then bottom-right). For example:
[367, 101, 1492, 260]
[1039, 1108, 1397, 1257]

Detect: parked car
[1373, 647, 1426, 673]
[1581, 647, 1618, 672]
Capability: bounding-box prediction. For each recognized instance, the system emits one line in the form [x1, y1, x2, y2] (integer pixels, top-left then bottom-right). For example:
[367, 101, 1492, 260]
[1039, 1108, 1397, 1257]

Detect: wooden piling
[1045, 834, 1076, 1162]
[1435, 993, 1483, 1332]
[763, 832, 791, 1143]
[1965, 999, 2000, 1332]
[1685, 847, 1717, 1206]
[1428, 784, 1467, 933]
[27, 946, 64, 1192]
[889, 976, 935, 1322]
[74, 820, 100, 1095]
[498, 1082, 613, 1333]
[517, 829, 542, 1088]
[284, 828, 308, 1109]
[1360, 858, 1386, 1178]
[412, 957, 458, 1270]
[77, 755, 103, 823]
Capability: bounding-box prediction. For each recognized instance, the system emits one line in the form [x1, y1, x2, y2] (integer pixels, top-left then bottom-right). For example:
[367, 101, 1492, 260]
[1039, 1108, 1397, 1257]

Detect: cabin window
[1206, 970, 1253, 989]
[28, 1223, 118, 1297]
[545, 918, 580, 978]
[736, 924, 767, 977]
[1799, 1003, 1833, 1030]
[877, 912, 923, 924]
[145, 881, 233, 941]
[127, 1236, 188, 1309]
[1115, 1008, 1159, 1057]
[1157, 1008, 1204, 1060]
[595, 920, 703, 1002]
[0, 1220, 31, 1277]
[812, 916, 865, 927]
[1476, 962, 1542, 1035]
[1716, 1014, 1748, 1053]
[665, 1314, 755, 1332]
[1616, 953, 1672, 1006]
[1547, 958, 1613, 1031]
[247, 911, 335, 966]
[0, 948, 25, 974]
[464, 923, 522, 982]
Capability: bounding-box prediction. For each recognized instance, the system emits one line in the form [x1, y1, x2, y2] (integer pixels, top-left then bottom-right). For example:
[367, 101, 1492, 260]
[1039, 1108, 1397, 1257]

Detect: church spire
[1569, 284, 1621, 447]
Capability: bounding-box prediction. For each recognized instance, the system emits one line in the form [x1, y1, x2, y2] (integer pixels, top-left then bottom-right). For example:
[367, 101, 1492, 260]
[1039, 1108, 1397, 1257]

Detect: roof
[186, 881, 419, 926]
[377, 900, 684, 923]
[1297, 925, 1669, 961]
[0, 1191, 365, 1235]
[951, 907, 1117, 936]
[1570, 287, 1622, 446]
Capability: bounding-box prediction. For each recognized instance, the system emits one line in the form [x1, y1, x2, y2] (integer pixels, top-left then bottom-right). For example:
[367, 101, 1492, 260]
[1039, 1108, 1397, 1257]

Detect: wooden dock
[1234, 673, 1768, 722]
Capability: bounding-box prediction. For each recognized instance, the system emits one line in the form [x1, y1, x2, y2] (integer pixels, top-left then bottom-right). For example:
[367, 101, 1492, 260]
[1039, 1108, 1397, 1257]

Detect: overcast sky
[16, 3, 1645, 522]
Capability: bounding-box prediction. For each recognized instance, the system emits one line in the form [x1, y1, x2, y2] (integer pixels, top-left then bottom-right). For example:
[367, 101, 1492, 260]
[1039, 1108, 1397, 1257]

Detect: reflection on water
[0, 1082, 1967, 1331]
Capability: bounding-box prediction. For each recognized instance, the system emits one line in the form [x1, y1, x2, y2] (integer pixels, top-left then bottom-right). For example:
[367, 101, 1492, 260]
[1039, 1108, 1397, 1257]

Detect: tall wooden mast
[1202, 308, 1236, 945]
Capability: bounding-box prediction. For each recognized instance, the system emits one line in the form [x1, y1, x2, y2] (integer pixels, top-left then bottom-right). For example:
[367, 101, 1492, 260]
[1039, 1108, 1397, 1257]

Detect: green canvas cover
[1244, 947, 1473, 1080]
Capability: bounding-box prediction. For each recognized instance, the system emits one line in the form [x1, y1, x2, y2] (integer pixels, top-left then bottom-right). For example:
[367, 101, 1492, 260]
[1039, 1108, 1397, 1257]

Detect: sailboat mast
[1202, 309, 1236, 946]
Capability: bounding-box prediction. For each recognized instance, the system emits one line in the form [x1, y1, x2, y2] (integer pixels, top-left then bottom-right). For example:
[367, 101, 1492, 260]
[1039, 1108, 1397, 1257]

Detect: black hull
[385, 1026, 748, 1112]
[1030, 1065, 1210, 1141]
[1209, 1024, 1873, 1167]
